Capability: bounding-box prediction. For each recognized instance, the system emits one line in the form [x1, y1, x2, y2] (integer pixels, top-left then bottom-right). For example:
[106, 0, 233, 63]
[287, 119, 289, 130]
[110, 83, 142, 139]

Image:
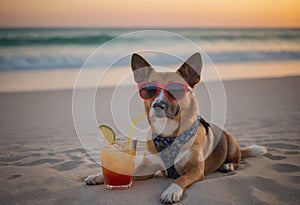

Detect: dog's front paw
[219, 163, 235, 173]
[84, 173, 104, 185]
[160, 183, 183, 204]
[153, 170, 165, 178]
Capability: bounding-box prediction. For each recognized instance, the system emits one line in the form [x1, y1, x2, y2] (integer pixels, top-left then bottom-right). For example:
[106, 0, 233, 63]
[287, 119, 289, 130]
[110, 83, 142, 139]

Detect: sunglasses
[138, 82, 192, 101]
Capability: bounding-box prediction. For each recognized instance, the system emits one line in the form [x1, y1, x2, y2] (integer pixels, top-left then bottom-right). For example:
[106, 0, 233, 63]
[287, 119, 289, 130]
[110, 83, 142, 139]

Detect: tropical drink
[100, 139, 136, 189]
[98, 114, 145, 189]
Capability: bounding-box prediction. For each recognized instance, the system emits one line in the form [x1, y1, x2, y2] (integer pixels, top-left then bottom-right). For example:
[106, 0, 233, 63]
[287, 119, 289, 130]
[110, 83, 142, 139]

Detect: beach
[1, 76, 299, 204]
[1, 0, 300, 204]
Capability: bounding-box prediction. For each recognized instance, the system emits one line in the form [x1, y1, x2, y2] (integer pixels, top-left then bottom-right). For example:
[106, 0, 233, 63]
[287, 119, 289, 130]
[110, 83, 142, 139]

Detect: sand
[0, 76, 300, 204]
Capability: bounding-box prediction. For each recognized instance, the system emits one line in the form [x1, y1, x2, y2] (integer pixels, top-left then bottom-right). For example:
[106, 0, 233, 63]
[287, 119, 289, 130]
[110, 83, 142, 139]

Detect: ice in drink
[100, 140, 136, 189]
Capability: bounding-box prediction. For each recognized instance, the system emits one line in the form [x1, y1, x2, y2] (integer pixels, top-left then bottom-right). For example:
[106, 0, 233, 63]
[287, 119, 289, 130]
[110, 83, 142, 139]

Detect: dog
[85, 53, 267, 204]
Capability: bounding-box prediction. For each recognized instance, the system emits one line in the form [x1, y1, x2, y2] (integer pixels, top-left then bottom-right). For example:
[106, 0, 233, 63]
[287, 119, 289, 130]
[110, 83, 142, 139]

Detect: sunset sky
[0, 0, 299, 27]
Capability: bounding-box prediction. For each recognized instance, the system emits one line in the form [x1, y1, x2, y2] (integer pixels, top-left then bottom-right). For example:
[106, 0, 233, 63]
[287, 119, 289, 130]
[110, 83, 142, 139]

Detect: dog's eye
[145, 86, 157, 95]
[166, 84, 185, 100]
[139, 83, 159, 99]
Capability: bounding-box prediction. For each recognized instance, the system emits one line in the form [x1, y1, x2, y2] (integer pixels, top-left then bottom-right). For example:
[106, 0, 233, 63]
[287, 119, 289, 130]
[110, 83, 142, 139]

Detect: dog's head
[131, 53, 202, 137]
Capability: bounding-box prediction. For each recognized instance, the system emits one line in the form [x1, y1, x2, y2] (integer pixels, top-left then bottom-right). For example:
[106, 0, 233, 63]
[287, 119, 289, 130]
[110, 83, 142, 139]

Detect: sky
[0, 0, 299, 27]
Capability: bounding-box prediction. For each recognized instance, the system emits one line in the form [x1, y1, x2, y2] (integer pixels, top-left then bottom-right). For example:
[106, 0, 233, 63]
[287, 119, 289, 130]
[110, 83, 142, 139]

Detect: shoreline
[0, 60, 300, 93]
[0, 75, 299, 95]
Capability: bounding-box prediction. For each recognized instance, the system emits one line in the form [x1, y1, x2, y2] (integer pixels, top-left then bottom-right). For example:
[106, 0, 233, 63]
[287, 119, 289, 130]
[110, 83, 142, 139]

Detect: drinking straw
[126, 113, 147, 146]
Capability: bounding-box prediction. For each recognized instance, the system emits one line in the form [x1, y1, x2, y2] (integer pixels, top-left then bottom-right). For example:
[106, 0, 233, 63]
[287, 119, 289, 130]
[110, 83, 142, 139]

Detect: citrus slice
[98, 125, 116, 144]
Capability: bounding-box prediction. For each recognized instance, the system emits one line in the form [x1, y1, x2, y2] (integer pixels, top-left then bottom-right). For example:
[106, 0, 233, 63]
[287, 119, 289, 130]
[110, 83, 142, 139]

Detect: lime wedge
[98, 125, 116, 144]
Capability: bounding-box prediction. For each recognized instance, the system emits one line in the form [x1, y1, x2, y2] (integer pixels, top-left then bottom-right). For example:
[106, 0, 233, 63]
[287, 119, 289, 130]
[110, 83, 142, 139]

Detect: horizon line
[0, 25, 300, 29]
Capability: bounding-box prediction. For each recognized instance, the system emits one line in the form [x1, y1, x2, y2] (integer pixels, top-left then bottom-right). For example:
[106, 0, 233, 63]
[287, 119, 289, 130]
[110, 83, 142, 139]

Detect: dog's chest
[151, 117, 179, 137]
[152, 118, 201, 177]
[173, 139, 195, 175]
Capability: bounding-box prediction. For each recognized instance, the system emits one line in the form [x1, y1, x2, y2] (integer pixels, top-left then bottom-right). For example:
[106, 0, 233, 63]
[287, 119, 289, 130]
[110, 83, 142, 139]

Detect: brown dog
[85, 53, 267, 204]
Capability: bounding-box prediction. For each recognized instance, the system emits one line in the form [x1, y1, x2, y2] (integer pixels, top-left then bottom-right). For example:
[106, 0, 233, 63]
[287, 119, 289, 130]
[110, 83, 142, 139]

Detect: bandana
[152, 116, 210, 179]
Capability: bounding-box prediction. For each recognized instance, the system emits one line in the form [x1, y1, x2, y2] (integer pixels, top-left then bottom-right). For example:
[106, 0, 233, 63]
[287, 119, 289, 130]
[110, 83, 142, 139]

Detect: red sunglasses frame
[138, 81, 192, 101]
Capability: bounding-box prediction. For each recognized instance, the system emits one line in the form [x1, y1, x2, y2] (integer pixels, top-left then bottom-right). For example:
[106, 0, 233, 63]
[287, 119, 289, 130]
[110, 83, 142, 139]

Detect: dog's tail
[241, 145, 267, 158]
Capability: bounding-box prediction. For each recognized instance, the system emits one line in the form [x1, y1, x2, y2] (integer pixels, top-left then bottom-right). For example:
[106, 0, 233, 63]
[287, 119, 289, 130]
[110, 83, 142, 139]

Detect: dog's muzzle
[152, 99, 179, 119]
[153, 101, 167, 110]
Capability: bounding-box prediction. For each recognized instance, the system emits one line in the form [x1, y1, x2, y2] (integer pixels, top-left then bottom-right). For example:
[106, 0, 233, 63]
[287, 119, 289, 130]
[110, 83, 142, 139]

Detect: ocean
[0, 28, 300, 92]
[1, 28, 300, 71]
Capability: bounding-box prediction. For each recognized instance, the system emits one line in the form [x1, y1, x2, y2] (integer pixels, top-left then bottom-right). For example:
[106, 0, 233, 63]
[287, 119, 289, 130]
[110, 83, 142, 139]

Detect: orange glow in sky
[0, 0, 299, 27]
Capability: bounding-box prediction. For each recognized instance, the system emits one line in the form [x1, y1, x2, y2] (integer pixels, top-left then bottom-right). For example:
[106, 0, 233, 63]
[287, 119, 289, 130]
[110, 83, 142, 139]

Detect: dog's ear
[131, 53, 154, 83]
[176, 53, 202, 88]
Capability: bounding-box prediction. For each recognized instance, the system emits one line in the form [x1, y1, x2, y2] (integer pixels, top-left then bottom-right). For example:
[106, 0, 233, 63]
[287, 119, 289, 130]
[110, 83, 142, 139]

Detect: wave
[0, 28, 300, 46]
[0, 28, 299, 71]
[209, 51, 300, 63]
[186, 33, 300, 41]
[1, 51, 300, 71]
[0, 34, 115, 46]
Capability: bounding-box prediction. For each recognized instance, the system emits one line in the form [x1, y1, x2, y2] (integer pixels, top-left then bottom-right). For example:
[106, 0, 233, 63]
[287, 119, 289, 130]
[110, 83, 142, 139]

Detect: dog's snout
[153, 101, 167, 110]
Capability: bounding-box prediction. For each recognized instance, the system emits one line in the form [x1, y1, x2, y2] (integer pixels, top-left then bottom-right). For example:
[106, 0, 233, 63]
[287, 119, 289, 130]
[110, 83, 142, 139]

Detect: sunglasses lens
[166, 83, 185, 100]
[139, 83, 158, 99]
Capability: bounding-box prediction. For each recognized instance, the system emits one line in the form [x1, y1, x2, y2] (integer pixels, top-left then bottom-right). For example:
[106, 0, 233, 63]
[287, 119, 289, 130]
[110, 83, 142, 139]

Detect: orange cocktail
[100, 139, 136, 189]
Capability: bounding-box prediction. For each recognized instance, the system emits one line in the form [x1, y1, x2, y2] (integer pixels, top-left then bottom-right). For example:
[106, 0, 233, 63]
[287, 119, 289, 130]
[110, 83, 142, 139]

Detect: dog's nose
[153, 101, 167, 110]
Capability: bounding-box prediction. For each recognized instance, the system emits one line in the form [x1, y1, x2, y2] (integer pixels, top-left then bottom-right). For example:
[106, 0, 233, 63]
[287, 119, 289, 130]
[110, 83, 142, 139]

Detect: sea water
[0, 28, 299, 91]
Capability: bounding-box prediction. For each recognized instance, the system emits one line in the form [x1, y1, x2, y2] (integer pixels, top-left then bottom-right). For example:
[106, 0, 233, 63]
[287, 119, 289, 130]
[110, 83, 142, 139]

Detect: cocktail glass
[100, 138, 137, 189]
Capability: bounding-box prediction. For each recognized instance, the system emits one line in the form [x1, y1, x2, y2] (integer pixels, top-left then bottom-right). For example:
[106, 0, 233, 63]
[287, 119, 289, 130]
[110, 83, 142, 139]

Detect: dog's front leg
[160, 162, 204, 204]
[134, 155, 166, 180]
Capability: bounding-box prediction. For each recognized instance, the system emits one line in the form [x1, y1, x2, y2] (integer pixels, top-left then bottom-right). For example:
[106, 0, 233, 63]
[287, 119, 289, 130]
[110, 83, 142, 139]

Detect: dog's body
[85, 53, 266, 204]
